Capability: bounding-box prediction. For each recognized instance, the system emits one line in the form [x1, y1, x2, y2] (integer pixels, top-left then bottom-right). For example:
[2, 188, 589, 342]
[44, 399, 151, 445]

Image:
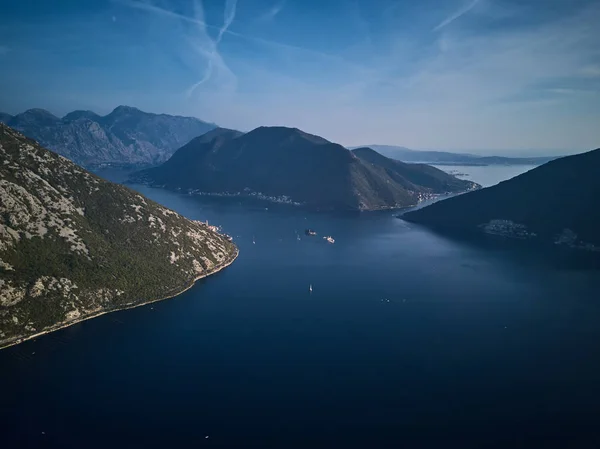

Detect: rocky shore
[0, 247, 238, 350]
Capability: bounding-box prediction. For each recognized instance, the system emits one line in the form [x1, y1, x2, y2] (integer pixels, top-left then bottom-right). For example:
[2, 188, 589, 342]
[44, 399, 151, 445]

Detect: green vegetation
[0, 124, 237, 348]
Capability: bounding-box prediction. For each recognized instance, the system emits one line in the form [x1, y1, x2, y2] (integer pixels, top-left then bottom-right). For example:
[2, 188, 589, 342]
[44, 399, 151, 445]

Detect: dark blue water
[2, 168, 600, 449]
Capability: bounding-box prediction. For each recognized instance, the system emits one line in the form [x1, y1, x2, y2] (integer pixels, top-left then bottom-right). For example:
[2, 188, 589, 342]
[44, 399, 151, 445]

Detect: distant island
[402, 148, 600, 251]
[129, 126, 479, 211]
[0, 124, 237, 349]
[354, 144, 559, 166]
[0, 106, 216, 168]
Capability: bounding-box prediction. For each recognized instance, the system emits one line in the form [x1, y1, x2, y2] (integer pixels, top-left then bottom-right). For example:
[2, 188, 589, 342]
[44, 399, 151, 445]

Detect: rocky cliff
[0, 124, 237, 348]
[0, 106, 216, 167]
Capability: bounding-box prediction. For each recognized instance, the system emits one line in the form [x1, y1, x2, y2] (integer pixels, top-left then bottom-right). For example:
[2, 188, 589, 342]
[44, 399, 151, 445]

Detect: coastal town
[480, 219, 537, 239]
[202, 220, 233, 242]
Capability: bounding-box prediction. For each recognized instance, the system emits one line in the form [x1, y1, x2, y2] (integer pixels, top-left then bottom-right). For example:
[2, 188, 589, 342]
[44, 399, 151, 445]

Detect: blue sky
[0, 0, 599, 154]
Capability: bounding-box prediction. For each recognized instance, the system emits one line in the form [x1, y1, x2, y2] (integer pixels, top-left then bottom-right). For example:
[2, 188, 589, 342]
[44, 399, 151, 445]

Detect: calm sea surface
[432, 164, 539, 187]
[2, 165, 600, 449]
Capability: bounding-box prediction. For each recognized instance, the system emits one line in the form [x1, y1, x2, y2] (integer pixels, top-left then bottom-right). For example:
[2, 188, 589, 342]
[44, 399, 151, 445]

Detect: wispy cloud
[116, 0, 213, 27]
[186, 0, 238, 97]
[221, 1, 600, 151]
[116, 0, 238, 97]
[5, 0, 599, 152]
[548, 87, 599, 96]
[258, 0, 285, 22]
[432, 0, 480, 32]
[580, 65, 600, 78]
[366, 1, 600, 150]
[117, 0, 359, 70]
[216, 0, 237, 44]
[99, 0, 600, 151]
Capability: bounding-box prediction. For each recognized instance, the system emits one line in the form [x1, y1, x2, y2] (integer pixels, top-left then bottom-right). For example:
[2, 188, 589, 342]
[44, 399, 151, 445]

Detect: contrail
[116, 0, 372, 95]
[186, 59, 214, 97]
[186, 0, 238, 97]
[217, 0, 237, 44]
[259, 0, 285, 22]
[116, 0, 218, 30]
[115, 0, 361, 70]
[433, 0, 480, 32]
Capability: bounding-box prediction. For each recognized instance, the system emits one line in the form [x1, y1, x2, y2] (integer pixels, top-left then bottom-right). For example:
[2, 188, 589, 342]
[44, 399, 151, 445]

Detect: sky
[0, 0, 599, 154]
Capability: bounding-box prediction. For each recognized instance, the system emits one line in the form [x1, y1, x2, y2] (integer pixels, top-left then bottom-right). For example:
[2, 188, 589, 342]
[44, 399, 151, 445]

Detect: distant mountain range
[130, 127, 479, 211]
[0, 123, 237, 348]
[402, 148, 600, 250]
[355, 144, 558, 166]
[0, 106, 216, 167]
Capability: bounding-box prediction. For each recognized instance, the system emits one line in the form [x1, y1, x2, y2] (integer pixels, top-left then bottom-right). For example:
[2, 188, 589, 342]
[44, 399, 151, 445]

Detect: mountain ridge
[131, 126, 479, 211]
[402, 148, 600, 250]
[353, 144, 559, 166]
[0, 123, 237, 349]
[0, 106, 217, 167]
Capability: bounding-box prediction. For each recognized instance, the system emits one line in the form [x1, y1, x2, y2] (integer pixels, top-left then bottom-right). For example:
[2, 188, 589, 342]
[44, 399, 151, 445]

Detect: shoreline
[128, 180, 478, 213]
[0, 246, 239, 351]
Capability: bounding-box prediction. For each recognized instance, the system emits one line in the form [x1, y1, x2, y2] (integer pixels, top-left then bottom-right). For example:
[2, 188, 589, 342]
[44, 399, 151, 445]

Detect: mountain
[63, 110, 101, 122]
[351, 147, 477, 192]
[0, 113, 14, 123]
[130, 126, 478, 211]
[402, 149, 600, 250]
[357, 144, 558, 166]
[0, 124, 237, 349]
[191, 127, 244, 144]
[0, 106, 216, 167]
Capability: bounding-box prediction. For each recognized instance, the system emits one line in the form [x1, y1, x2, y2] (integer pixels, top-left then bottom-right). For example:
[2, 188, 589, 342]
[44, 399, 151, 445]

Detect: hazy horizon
[1, 0, 599, 154]
[0, 104, 590, 156]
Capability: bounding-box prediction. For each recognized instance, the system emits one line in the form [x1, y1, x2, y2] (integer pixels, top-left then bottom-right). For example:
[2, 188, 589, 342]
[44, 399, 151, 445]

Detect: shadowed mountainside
[402, 148, 600, 250]
[131, 126, 478, 211]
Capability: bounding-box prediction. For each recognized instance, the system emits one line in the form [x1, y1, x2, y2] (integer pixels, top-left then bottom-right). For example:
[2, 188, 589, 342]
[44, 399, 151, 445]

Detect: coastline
[128, 179, 479, 213]
[0, 246, 239, 351]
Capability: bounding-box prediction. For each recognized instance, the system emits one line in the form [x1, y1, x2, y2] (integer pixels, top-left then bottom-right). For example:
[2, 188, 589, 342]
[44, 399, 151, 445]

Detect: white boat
[252, 236, 256, 244]
[323, 236, 335, 244]
[309, 284, 312, 293]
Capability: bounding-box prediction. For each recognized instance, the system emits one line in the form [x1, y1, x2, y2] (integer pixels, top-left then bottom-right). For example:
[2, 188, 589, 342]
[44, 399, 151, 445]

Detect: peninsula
[402, 148, 600, 251]
[131, 126, 478, 211]
[0, 124, 238, 349]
